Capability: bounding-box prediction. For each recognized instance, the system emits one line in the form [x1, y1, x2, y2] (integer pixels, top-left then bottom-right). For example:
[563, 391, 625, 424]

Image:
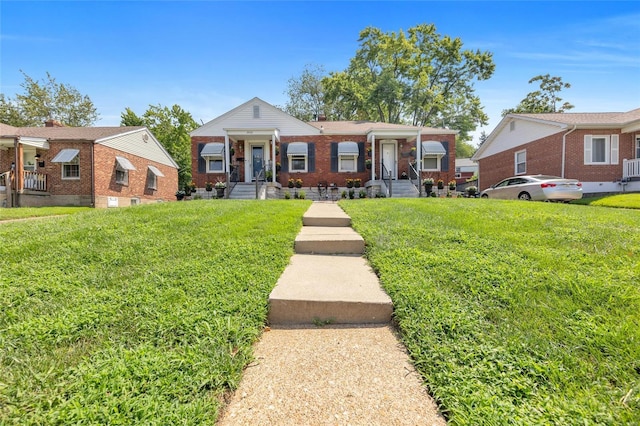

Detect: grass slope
[341, 198, 639, 425]
[0, 207, 91, 221]
[0, 200, 310, 424]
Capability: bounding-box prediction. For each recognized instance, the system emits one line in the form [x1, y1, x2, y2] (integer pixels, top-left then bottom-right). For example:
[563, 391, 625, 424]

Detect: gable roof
[473, 107, 640, 161]
[0, 124, 146, 141]
[306, 120, 457, 136]
[191, 97, 320, 137]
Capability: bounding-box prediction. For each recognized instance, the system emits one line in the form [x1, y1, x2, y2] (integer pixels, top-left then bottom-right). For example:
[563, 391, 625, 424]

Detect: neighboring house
[472, 109, 640, 195]
[0, 120, 179, 208]
[190, 97, 457, 198]
[454, 158, 478, 185]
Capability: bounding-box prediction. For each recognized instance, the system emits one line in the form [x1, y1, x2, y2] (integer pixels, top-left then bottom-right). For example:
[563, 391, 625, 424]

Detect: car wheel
[518, 192, 531, 201]
[481, 194, 488, 198]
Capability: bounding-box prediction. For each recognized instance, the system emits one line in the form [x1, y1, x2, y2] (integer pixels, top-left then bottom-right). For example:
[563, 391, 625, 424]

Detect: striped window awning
[51, 149, 79, 163]
[200, 143, 224, 157]
[338, 141, 359, 155]
[115, 156, 136, 170]
[287, 142, 308, 156]
[147, 165, 164, 177]
[421, 141, 446, 156]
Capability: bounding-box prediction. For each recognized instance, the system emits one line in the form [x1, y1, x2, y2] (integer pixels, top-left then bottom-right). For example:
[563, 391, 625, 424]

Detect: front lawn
[341, 198, 639, 425]
[0, 206, 91, 221]
[0, 200, 310, 424]
[571, 193, 640, 209]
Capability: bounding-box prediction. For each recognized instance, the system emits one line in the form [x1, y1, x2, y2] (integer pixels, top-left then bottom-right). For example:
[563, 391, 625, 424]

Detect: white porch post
[370, 132, 376, 181]
[271, 132, 276, 183]
[416, 130, 422, 176]
[224, 133, 230, 175]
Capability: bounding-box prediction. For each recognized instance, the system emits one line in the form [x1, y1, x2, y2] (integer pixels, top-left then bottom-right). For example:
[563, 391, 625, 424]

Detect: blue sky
[1, 1, 639, 145]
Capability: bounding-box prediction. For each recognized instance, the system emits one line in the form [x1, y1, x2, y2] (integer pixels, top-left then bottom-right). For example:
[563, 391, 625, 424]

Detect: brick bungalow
[190, 97, 457, 199]
[0, 120, 179, 208]
[472, 109, 640, 195]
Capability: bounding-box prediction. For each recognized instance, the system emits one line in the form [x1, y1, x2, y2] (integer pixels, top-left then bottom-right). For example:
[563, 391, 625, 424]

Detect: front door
[252, 146, 264, 180]
[381, 143, 396, 179]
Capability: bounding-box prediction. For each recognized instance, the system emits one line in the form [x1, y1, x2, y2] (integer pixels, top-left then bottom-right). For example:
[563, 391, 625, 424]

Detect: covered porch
[0, 136, 50, 207]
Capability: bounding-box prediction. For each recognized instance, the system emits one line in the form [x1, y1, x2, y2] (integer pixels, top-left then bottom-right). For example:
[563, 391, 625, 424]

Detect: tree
[0, 71, 98, 126]
[121, 105, 197, 187]
[456, 139, 476, 159]
[283, 64, 332, 121]
[502, 74, 574, 116]
[321, 24, 495, 142]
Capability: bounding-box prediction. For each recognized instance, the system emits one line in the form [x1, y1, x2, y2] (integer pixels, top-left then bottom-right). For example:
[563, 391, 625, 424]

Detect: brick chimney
[45, 119, 64, 127]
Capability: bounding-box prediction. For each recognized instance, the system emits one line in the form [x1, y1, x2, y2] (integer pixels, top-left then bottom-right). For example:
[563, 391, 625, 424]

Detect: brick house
[190, 97, 457, 199]
[471, 109, 640, 195]
[0, 120, 179, 208]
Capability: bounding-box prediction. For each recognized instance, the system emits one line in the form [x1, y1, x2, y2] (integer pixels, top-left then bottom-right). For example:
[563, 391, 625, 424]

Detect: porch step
[389, 180, 420, 198]
[268, 254, 393, 325]
[302, 202, 351, 227]
[295, 226, 364, 254]
[228, 183, 262, 200]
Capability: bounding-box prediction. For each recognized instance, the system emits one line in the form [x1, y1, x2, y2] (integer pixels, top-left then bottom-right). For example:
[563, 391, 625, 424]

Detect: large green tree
[502, 74, 574, 116]
[121, 105, 197, 187]
[319, 24, 495, 142]
[0, 71, 98, 127]
[283, 64, 332, 121]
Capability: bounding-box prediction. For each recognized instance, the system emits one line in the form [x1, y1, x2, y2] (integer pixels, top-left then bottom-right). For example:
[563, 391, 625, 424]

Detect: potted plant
[422, 178, 434, 195]
[437, 179, 444, 190]
[410, 147, 416, 157]
[205, 182, 213, 192]
[288, 178, 295, 188]
[214, 181, 226, 198]
[448, 180, 457, 190]
[190, 181, 197, 193]
[354, 178, 361, 188]
[295, 178, 303, 188]
[346, 178, 354, 188]
[175, 190, 186, 201]
[365, 159, 372, 169]
[466, 186, 478, 197]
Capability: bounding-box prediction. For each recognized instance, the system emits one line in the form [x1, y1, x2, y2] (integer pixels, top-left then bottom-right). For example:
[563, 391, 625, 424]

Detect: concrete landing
[268, 254, 393, 325]
[295, 226, 365, 254]
[302, 202, 351, 227]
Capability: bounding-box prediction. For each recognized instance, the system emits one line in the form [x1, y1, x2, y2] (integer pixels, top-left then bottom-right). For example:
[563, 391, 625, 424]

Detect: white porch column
[271, 133, 276, 183]
[224, 133, 230, 175]
[370, 132, 376, 181]
[416, 130, 422, 176]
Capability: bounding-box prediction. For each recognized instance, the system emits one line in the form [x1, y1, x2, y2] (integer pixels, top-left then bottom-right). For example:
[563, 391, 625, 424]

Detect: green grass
[0, 206, 91, 221]
[571, 193, 640, 209]
[341, 198, 640, 425]
[0, 200, 310, 424]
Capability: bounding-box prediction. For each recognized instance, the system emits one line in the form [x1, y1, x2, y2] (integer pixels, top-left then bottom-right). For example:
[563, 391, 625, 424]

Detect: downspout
[562, 125, 577, 178]
[90, 142, 95, 207]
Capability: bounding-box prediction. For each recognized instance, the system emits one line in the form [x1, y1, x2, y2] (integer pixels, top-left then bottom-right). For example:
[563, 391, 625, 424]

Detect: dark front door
[252, 146, 264, 179]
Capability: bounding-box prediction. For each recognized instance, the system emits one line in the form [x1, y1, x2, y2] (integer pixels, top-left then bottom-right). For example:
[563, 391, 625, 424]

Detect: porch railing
[623, 158, 640, 180]
[23, 170, 47, 191]
[408, 160, 421, 196]
[382, 163, 392, 197]
[0, 171, 8, 189]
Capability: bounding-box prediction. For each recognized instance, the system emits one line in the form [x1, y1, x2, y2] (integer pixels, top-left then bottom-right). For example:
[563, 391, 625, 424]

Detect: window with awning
[147, 165, 163, 190]
[421, 141, 447, 156]
[115, 156, 136, 171]
[52, 149, 80, 179]
[422, 141, 447, 171]
[287, 142, 308, 172]
[147, 165, 164, 177]
[114, 156, 135, 185]
[200, 143, 224, 157]
[338, 142, 359, 172]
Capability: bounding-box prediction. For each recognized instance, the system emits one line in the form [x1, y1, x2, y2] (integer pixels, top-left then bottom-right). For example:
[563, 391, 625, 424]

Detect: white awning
[115, 156, 136, 170]
[20, 137, 49, 149]
[287, 142, 308, 156]
[200, 142, 224, 157]
[338, 141, 359, 155]
[147, 165, 164, 177]
[51, 149, 79, 163]
[422, 141, 446, 156]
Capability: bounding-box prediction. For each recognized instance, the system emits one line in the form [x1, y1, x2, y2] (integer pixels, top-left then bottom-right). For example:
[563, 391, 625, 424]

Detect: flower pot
[205, 187, 213, 192]
[216, 188, 225, 198]
[424, 184, 433, 195]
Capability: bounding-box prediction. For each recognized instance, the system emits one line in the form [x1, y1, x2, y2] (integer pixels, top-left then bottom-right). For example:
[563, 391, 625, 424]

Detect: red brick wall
[94, 144, 178, 203]
[478, 129, 636, 191]
[41, 142, 94, 197]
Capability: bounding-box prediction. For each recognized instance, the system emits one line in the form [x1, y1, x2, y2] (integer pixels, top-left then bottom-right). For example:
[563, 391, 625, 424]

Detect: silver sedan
[480, 175, 583, 201]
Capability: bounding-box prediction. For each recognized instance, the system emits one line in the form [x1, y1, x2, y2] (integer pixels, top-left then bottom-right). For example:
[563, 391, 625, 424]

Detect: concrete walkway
[217, 202, 445, 425]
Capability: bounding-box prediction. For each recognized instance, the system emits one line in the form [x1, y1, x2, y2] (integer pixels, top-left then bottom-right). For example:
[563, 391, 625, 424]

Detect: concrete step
[268, 254, 393, 325]
[295, 226, 364, 254]
[302, 202, 351, 227]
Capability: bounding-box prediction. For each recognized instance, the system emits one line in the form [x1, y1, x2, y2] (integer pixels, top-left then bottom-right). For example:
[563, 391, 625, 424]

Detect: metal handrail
[382, 163, 392, 197]
[254, 168, 265, 199]
[408, 160, 421, 196]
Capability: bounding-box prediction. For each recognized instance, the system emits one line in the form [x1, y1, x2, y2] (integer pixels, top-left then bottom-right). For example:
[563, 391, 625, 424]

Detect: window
[115, 156, 136, 186]
[515, 150, 526, 174]
[200, 143, 225, 172]
[253, 105, 260, 119]
[63, 156, 80, 179]
[337, 142, 358, 172]
[422, 156, 440, 171]
[636, 136, 640, 159]
[287, 142, 308, 172]
[510, 121, 516, 131]
[147, 165, 164, 190]
[584, 135, 618, 165]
